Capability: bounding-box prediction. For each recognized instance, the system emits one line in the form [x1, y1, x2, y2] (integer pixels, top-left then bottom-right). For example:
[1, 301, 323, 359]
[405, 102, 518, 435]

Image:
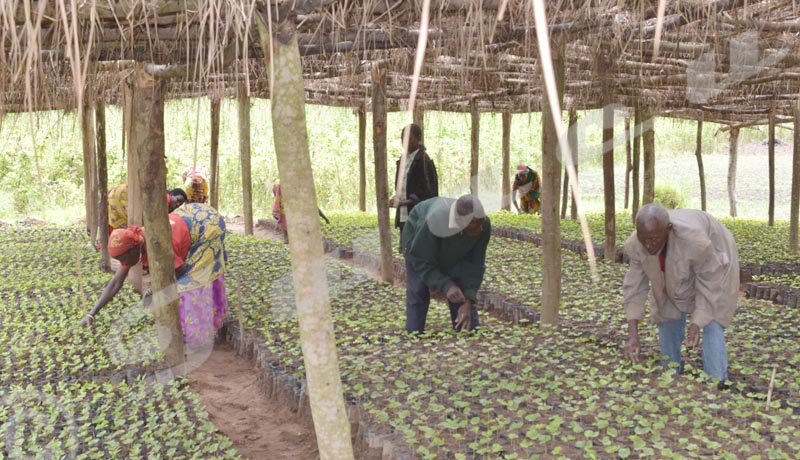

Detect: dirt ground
[187, 342, 319, 460]
[186, 217, 321, 460]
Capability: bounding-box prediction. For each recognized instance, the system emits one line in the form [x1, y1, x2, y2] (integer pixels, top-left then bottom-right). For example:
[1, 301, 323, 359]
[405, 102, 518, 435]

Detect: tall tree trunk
[358, 108, 367, 212]
[501, 111, 511, 211]
[603, 104, 616, 262]
[238, 84, 254, 235]
[768, 110, 776, 226]
[413, 107, 424, 144]
[791, 103, 800, 253]
[81, 95, 98, 247]
[642, 109, 655, 205]
[728, 127, 739, 218]
[540, 39, 564, 325]
[131, 65, 185, 370]
[568, 108, 578, 220]
[632, 105, 641, 220]
[210, 97, 221, 210]
[695, 114, 707, 211]
[124, 84, 143, 293]
[95, 96, 110, 271]
[371, 66, 394, 284]
[560, 162, 569, 219]
[470, 102, 480, 196]
[624, 115, 631, 210]
[256, 15, 355, 460]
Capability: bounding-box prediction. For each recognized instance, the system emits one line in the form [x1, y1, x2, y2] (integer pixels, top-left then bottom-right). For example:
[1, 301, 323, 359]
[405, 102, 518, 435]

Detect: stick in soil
[766, 364, 778, 408]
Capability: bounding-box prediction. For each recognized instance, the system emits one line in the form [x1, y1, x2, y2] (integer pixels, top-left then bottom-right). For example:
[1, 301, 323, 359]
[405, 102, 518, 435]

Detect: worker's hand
[446, 285, 466, 304]
[685, 323, 701, 349]
[78, 314, 93, 327]
[399, 199, 414, 207]
[623, 333, 641, 363]
[454, 300, 473, 331]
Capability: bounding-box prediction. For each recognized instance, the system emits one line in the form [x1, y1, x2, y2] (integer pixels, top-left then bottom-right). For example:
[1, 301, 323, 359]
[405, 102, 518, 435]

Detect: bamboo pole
[791, 102, 800, 253]
[642, 108, 655, 205]
[358, 108, 366, 212]
[81, 95, 98, 247]
[371, 65, 394, 284]
[131, 65, 185, 370]
[470, 101, 480, 196]
[768, 110, 776, 226]
[624, 115, 631, 210]
[501, 111, 511, 211]
[561, 109, 570, 219]
[632, 105, 641, 220]
[603, 104, 616, 262]
[238, 84, 254, 235]
[728, 127, 739, 218]
[210, 97, 221, 210]
[568, 108, 578, 220]
[124, 84, 143, 293]
[695, 114, 707, 211]
[95, 95, 110, 271]
[540, 39, 564, 325]
[256, 14, 355, 460]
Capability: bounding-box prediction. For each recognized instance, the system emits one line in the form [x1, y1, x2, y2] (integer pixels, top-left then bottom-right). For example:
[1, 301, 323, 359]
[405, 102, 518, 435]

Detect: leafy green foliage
[0, 226, 240, 459]
[225, 227, 800, 459]
[654, 186, 686, 209]
[1, 103, 793, 222]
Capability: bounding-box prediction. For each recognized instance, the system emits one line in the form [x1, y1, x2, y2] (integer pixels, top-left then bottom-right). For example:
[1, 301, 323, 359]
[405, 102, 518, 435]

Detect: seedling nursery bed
[2, 224, 800, 459]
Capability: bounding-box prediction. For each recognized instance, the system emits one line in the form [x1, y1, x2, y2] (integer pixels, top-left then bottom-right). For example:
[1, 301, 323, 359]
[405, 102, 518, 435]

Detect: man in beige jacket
[622, 204, 739, 381]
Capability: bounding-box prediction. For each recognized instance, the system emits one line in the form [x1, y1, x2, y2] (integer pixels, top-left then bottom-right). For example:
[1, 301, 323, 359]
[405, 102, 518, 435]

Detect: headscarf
[108, 226, 146, 258]
[182, 167, 210, 204]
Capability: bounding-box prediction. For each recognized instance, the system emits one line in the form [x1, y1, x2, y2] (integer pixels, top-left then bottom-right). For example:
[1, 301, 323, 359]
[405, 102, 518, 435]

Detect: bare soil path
[187, 342, 319, 460]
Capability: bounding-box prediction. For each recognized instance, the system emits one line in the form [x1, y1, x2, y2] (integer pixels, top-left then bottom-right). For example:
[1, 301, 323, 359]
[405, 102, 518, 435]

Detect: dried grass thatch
[1, 1, 800, 127]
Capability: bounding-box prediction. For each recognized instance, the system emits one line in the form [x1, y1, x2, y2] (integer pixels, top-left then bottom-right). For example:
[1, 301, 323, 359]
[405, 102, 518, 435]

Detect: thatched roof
[2, 1, 800, 127]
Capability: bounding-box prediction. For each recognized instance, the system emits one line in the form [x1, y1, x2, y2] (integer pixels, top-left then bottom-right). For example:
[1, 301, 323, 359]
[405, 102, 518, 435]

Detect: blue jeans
[658, 313, 728, 381]
[405, 259, 479, 334]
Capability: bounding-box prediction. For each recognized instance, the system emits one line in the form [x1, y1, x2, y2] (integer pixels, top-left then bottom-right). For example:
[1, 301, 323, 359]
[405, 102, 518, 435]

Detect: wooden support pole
[540, 39, 564, 325]
[768, 110, 776, 226]
[413, 107, 424, 144]
[238, 84, 254, 235]
[624, 115, 632, 210]
[470, 102, 480, 196]
[257, 15, 355, 460]
[95, 96, 110, 271]
[642, 109, 655, 205]
[371, 66, 394, 284]
[210, 97, 221, 210]
[131, 65, 185, 370]
[602, 104, 616, 262]
[568, 108, 578, 220]
[632, 106, 641, 220]
[791, 102, 800, 253]
[358, 108, 367, 212]
[124, 84, 143, 293]
[501, 111, 511, 211]
[695, 114, 707, 211]
[728, 127, 739, 218]
[81, 95, 98, 247]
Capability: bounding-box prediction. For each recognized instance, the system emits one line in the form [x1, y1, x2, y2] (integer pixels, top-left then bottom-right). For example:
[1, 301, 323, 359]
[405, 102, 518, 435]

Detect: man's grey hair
[635, 203, 670, 230]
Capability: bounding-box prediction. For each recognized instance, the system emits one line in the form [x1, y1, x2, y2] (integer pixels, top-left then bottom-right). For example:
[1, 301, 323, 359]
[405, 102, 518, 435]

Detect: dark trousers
[405, 259, 479, 334]
[397, 222, 405, 254]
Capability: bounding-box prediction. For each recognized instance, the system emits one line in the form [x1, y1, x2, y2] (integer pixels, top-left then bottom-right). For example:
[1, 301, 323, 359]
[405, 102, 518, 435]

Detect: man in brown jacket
[390, 124, 439, 250]
[622, 204, 739, 381]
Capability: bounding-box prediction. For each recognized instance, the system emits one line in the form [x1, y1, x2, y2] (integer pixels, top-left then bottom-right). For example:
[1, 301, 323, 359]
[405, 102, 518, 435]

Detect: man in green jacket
[401, 195, 491, 333]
